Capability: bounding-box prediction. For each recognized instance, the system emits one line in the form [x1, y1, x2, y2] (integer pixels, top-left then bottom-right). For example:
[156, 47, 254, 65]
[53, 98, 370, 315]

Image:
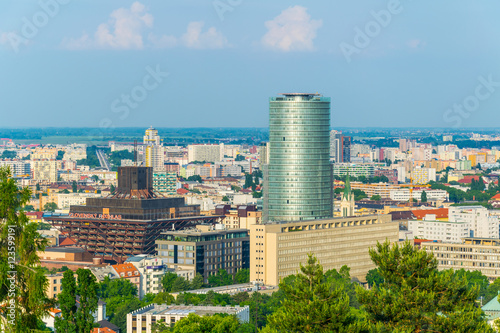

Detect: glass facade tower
[263, 93, 333, 222]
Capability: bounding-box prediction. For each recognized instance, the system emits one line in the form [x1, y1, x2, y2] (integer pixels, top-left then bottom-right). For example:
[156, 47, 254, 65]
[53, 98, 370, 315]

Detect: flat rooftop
[131, 304, 248, 317]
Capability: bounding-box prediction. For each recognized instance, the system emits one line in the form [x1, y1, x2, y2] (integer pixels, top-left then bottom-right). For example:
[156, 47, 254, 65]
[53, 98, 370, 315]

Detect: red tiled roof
[491, 193, 500, 200]
[92, 328, 117, 333]
[177, 188, 189, 194]
[59, 237, 78, 246]
[411, 208, 448, 219]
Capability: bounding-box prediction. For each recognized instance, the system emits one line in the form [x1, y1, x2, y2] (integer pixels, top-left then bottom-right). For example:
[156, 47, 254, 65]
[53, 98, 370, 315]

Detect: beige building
[350, 182, 401, 199]
[46, 272, 64, 299]
[250, 214, 399, 286]
[32, 147, 58, 160]
[422, 238, 500, 282]
[33, 159, 59, 182]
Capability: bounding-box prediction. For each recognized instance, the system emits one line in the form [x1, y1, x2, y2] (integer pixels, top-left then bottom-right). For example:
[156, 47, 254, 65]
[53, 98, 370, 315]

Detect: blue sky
[0, 0, 499, 128]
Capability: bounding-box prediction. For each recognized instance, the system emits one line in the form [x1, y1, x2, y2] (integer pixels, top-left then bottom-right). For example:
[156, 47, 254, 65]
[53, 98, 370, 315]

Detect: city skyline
[1, 1, 500, 128]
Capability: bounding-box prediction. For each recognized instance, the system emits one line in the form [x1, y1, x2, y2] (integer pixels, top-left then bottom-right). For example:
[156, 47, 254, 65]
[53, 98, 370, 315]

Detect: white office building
[389, 189, 449, 202]
[449, 206, 499, 239]
[408, 215, 469, 243]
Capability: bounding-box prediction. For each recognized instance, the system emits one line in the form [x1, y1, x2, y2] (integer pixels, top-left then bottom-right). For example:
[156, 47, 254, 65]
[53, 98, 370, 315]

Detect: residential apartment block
[249, 214, 399, 285]
[187, 144, 224, 163]
[152, 171, 177, 194]
[449, 206, 499, 239]
[422, 238, 500, 282]
[155, 225, 249, 282]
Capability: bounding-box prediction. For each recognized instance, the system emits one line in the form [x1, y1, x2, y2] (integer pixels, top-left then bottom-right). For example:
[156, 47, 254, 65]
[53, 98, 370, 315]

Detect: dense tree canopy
[357, 241, 494, 332]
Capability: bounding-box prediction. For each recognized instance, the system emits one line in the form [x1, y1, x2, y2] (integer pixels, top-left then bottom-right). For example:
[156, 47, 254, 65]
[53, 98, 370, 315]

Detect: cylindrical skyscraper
[263, 93, 333, 222]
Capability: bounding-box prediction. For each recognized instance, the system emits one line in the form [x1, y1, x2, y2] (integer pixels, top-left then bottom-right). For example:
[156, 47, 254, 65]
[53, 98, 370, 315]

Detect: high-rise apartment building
[143, 127, 165, 171]
[264, 93, 333, 222]
[143, 126, 161, 145]
[330, 131, 351, 163]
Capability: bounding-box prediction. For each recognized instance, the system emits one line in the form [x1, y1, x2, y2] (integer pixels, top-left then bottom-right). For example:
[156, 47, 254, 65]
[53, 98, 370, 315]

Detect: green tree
[98, 276, 138, 299]
[208, 269, 233, 287]
[484, 278, 500, 304]
[163, 313, 251, 333]
[75, 269, 99, 333]
[235, 154, 246, 161]
[222, 196, 230, 202]
[370, 195, 382, 201]
[244, 173, 254, 189]
[72, 181, 77, 193]
[171, 276, 190, 293]
[1, 150, 17, 159]
[43, 202, 58, 212]
[234, 269, 250, 284]
[421, 190, 428, 203]
[187, 175, 203, 183]
[24, 204, 35, 211]
[162, 272, 179, 293]
[55, 270, 77, 333]
[36, 183, 41, 191]
[264, 254, 363, 333]
[365, 268, 383, 288]
[152, 292, 175, 305]
[110, 184, 116, 194]
[91, 175, 99, 182]
[357, 240, 494, 332]
[190, 273, 204, 290]
[0, 166, 52, 332]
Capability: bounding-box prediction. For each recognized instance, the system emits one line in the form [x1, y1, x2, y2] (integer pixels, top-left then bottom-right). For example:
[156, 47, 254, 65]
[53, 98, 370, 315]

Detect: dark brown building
[45, 167, 222, 262]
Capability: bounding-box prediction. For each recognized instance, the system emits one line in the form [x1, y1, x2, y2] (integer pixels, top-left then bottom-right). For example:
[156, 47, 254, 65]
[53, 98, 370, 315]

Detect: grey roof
[45, 247, 85, 253]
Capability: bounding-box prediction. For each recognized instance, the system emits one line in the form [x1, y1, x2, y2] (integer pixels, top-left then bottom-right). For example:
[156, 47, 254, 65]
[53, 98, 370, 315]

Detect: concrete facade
[250, 214, 399, 285]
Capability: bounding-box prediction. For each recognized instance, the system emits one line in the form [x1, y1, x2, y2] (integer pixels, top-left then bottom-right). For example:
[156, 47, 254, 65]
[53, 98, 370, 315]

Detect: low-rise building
[125, 255, 168, 299]
[112, 263, 141, 292]
[127, 304, 249, 333]
[408, 215, 469, 243]
[46, 273, 65, 299]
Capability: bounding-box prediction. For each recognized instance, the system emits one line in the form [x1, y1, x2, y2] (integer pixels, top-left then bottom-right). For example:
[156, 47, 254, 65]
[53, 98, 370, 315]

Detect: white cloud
[261, 6, 322, 52]
[407, 39, 425, 49]
[62, 3, 228, 50]
[180, 21, 229, 49]
[62, 2, 154, 50]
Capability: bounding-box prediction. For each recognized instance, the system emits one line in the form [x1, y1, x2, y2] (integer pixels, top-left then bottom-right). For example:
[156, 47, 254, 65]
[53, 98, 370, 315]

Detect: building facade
[187, 144, 224, 163]
[333, 163, 375, 178]
[449, 206, 500, 239]
[422, 238, 500, 282]
[127, 304, 249, 333]
[264, 93, 333, 222]
[156, 225, 249, 282]
[152, 171, 177, 195]
[249, 214, 399, 285]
